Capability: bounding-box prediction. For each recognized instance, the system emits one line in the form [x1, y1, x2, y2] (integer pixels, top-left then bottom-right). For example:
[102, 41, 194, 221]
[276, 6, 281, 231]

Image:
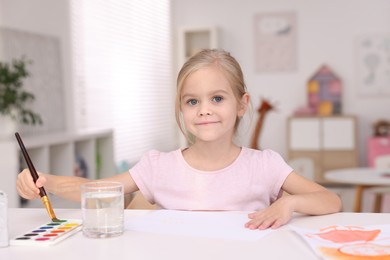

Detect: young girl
[16, 49, 342, 230]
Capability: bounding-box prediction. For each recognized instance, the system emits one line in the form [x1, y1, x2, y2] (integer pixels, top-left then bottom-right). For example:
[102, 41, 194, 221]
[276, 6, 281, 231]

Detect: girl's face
[180, 66, 247, 144]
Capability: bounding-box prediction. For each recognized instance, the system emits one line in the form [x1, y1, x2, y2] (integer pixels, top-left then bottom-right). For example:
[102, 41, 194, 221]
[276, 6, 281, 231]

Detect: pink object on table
[367, 136, 390, 167]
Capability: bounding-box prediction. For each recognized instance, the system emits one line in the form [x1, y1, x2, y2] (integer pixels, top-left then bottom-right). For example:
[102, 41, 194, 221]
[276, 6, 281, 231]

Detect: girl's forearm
[44, 174, 90, 202]
[289, 190, 342, 215]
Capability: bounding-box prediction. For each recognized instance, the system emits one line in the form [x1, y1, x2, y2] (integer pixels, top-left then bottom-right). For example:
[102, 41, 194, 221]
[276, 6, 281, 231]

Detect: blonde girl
[17, 49, 341, 229]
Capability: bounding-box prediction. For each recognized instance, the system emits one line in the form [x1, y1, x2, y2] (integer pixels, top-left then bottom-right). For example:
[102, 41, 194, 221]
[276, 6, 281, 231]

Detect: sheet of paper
[292, 224, 390, 259]
[125, 210, 275, 241]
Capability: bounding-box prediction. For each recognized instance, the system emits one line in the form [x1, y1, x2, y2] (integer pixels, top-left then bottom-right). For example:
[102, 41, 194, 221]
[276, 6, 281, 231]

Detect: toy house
[307, 65, 342, 116]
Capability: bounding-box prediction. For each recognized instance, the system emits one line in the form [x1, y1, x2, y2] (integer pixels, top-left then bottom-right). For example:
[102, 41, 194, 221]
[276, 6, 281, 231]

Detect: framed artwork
[0, 27, 66, 134]
[356, 35, 390, 96]
[254, 11, 297, 73]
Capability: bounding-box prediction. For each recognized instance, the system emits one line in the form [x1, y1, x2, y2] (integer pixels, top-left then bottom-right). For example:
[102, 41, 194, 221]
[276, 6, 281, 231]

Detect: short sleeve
[129, 150, 160, 204]
[261, 149, 293, 202]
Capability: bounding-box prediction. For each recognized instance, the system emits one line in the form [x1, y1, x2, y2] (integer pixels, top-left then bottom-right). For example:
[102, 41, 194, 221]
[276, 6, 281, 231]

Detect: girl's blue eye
[187, 99, 198, 106]
[213, 96, 223, 102]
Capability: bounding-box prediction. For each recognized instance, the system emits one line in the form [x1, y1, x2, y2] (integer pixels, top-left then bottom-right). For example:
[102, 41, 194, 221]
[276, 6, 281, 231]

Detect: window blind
[70, 0, 178, 165]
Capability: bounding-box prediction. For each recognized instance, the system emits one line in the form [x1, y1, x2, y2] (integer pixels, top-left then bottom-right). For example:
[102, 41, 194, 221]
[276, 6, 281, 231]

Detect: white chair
[288, 157, 315, 181]
[368, 154, 390, 212]
[289, 158, 355, 211]
[375, 154, 390, 169]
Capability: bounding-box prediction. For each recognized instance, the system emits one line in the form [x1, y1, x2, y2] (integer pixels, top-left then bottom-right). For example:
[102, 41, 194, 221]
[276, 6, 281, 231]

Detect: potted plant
[0, 56, 42, 134]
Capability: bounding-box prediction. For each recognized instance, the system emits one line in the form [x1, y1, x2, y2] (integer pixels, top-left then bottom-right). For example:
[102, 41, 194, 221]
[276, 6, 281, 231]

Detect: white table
[1, 208, 390, 260]
[325, 167, 390, 212]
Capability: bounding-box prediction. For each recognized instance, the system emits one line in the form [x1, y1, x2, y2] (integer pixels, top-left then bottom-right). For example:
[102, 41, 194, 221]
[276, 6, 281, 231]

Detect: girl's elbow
[330, 193, 343, 213]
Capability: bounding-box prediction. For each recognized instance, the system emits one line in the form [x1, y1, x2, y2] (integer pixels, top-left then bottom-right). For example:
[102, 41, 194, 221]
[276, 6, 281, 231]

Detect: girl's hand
[245, 196, 294, 230]
[16, 169, 47, 200]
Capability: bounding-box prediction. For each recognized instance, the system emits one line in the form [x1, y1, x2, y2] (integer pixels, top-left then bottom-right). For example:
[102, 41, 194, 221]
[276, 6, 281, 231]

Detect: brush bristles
[52, 218, 65, 222]
[41, 196, 60, 222]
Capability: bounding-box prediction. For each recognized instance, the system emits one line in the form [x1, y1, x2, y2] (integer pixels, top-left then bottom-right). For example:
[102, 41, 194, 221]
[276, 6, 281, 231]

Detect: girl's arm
[16, 169, 139, 202]
[281, 171, 342, 214]
[245, 171, 342, 229]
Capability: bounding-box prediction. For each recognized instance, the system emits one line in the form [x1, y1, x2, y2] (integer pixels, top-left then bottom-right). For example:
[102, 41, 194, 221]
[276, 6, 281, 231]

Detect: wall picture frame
[254, 11, 297, 73]
[356, 35, 390, 96]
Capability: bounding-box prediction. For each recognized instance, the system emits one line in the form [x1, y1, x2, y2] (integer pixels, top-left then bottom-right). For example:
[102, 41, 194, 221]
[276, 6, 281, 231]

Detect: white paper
[292, 224, 390, 259]
[125, 210, 274, 241]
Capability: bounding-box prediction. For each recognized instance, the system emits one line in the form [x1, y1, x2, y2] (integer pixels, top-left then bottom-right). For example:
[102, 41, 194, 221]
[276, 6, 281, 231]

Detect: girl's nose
[198, 105, 212, 116]
[199, 111, 212, 116]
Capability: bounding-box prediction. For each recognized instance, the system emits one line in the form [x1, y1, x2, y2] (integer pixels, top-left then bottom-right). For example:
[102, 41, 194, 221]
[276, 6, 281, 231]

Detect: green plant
[0, 56, 42, 125]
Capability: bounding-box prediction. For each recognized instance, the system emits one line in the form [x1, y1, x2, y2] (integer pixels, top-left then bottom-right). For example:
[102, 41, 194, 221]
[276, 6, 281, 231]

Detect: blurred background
[0, 0, 389, 211]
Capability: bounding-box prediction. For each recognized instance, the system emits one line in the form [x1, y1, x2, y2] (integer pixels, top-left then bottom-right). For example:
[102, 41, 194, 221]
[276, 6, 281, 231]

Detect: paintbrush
[15, 132, 62, 222]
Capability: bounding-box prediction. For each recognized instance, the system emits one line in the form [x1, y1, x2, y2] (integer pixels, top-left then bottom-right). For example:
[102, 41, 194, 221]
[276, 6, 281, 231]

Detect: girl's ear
[237, 93, 250, 117]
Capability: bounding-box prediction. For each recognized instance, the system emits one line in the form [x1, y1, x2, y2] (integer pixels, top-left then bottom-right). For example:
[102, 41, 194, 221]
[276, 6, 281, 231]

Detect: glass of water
[80, 181, 124, 238]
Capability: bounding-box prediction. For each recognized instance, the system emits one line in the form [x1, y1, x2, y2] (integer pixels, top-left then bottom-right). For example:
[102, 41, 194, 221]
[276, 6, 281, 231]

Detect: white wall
[172, 0, 390, 165]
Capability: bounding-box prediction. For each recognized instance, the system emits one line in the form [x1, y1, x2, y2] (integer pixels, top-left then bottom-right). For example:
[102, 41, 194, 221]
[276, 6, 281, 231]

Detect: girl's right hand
[16, 169, 47, 200]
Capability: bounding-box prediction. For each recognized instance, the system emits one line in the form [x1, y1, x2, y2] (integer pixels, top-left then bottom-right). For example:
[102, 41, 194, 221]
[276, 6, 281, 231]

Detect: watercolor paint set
[10, 219, 82, 246]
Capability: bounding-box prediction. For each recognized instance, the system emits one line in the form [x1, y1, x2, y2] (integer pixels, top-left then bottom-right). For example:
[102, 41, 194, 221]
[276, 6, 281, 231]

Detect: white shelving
[178, 26, 218, 68]
[287, 116, 358, 183]
[0, 129, 115, 208]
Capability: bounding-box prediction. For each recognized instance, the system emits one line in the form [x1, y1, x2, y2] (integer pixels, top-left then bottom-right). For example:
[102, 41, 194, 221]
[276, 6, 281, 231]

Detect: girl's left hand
[245, 196, 294, 230]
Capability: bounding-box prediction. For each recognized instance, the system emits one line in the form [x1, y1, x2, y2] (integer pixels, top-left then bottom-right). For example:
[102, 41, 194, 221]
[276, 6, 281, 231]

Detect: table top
[325, 167, 390, 186]
[1, 208, 390, 260]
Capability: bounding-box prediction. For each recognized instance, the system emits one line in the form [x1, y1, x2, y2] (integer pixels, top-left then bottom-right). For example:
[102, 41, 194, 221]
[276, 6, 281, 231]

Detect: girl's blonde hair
[175, 49, 248, 143]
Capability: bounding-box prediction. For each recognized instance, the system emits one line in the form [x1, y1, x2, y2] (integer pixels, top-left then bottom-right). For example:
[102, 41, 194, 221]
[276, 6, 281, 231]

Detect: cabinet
[178, 26, 218, 68]
[287, 116, 358, 183]
[0, 129, 115, 208]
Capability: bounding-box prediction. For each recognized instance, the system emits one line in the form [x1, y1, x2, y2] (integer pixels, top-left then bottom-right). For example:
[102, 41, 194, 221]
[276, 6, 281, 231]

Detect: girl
[16, 49, 342, 230]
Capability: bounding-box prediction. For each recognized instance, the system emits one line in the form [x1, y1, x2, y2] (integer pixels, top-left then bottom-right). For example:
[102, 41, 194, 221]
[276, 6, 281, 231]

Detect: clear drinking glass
[81, 181, 124, 238]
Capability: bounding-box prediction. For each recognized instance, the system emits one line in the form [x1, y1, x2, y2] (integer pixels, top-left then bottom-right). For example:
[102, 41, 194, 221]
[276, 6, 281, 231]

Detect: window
[70, 0, 178, 165]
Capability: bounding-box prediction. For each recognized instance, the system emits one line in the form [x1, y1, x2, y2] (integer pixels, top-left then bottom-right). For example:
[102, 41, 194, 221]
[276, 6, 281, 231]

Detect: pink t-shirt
[129, 147, 293, 211]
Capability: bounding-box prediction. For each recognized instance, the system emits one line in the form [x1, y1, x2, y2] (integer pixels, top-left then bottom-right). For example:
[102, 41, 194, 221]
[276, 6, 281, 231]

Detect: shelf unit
[287, 116, 358, 183]
[178, 26, 218, 68]
[0, 129, 115, 208]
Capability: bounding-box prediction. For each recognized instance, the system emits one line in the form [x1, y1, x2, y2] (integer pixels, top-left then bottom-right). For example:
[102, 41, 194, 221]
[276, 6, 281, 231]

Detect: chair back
[126, 191, 156, 209]
[288, 157, 315, 180]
